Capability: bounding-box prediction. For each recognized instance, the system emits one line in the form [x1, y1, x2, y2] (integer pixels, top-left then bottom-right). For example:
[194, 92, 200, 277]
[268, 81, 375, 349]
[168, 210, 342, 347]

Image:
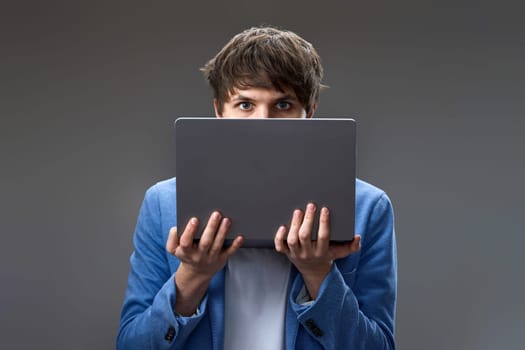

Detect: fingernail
[322, 207, 329, 215]
[191, 217, 198, 225]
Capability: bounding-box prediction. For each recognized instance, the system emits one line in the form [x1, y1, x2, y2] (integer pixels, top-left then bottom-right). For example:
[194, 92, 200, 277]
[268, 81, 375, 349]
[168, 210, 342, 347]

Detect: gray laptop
[175, 117, 356, 247]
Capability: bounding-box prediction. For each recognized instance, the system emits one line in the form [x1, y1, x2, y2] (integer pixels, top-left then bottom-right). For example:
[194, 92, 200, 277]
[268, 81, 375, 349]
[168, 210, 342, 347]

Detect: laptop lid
[175, 117, 356, 248]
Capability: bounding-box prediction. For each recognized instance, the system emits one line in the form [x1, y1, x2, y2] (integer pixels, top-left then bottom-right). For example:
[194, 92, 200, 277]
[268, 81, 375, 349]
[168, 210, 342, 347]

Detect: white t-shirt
[224, 248, 291, 350]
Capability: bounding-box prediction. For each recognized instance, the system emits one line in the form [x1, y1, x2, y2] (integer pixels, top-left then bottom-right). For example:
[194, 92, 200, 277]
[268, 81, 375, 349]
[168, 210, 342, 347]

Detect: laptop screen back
[175, 117, 356, 247]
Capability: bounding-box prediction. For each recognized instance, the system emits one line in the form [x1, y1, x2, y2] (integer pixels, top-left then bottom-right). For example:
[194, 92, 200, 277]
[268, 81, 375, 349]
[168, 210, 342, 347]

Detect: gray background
[1, 0, 523, 349]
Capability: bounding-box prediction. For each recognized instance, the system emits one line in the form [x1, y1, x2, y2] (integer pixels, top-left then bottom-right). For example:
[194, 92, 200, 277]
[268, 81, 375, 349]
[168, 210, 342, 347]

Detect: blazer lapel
[208, 268, 226, 350]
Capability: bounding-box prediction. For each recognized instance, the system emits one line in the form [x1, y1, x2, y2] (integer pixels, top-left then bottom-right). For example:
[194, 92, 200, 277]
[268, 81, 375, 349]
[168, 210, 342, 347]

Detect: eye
[238, 102, 253, 111]
[275, 101, 291, 110]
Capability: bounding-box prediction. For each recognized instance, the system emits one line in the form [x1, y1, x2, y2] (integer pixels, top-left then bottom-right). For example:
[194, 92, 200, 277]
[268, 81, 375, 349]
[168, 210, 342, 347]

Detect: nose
[252, 105, 271, 118]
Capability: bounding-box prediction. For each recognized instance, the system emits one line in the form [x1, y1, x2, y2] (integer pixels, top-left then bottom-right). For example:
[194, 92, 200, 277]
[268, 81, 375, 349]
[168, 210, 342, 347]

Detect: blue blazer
[117, 178, 396, 349]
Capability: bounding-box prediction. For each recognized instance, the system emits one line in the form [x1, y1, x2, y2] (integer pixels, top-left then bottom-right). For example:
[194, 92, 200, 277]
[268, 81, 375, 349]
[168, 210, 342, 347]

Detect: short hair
[201, 26, 325, 114]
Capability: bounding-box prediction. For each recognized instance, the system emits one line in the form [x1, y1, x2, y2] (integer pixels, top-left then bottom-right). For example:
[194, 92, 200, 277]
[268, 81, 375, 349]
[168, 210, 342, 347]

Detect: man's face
[214, 87, 316, 119]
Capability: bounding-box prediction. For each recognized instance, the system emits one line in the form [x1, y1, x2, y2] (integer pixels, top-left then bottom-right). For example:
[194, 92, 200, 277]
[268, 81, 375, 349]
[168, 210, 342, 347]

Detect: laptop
[175, 117, 356, 248]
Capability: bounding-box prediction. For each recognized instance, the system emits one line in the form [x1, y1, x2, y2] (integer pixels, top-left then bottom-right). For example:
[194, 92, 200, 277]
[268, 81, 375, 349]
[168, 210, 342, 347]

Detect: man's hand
[166, 211, 243, 316]
[274, 203, 361, 300]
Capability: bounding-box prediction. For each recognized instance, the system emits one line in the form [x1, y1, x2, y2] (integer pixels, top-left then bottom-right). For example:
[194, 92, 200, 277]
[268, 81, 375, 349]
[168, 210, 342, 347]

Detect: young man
[117, 27, 397, 350]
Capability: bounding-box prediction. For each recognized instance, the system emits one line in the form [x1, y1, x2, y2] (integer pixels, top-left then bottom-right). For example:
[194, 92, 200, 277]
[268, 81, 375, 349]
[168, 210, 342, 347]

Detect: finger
[180, 217, 199, 250]
[222, 235, 244, 259]
[274, 225, 290, 254]
[287, 209, 303, 251]
[298, 203, 316, 245]
[330, 235, 361, 260]
[166, 226, 179, 255]
[199, 211, 222, 253]
[209, 217, 231, 256]
[316, 207, 331, 254]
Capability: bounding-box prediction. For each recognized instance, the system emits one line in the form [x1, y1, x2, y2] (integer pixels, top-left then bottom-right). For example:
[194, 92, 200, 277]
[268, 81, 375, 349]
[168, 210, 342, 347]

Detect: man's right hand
[166, 211, 243, 316]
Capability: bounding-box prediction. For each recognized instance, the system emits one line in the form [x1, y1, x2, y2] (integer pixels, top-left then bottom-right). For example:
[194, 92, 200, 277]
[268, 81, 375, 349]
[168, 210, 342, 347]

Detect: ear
[213, 99, 223, 118]
[306, 103, 318, 118]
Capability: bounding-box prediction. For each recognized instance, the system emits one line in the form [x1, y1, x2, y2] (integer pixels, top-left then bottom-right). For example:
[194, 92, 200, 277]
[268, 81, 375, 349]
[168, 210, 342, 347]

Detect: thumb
[330, 235, 361, 260]
[166, 226, 180, 255]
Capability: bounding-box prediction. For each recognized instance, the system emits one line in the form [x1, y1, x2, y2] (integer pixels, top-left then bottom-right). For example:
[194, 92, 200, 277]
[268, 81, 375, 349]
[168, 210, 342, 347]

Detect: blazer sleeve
[116, 185, 208, 350]
[289, 192, 397, 350]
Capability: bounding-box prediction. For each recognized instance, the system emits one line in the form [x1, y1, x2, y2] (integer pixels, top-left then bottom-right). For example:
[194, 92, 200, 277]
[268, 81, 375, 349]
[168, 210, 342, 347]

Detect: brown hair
[201, 26, 325, 114]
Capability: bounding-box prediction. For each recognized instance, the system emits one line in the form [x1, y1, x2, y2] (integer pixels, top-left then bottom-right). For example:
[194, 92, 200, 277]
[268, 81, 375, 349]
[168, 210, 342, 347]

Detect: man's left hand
[274, 203, 361, 299]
